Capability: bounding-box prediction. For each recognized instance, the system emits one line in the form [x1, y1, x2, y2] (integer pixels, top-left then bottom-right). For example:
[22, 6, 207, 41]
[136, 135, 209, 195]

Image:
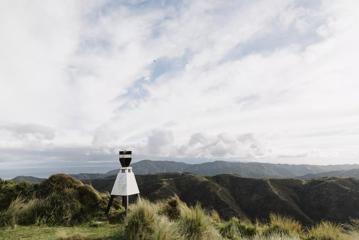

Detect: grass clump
[306, 221, 348, 240]
[153, 216, 181, 240]
[160, 195, 183, 221]
[218, 217, 241, 240]
[122, 199, 157, 240]
[262, 214, 302, 237]
[177, 204, 220, 240]
[219, 217, 256, 239]
[0, 197, 24, 228]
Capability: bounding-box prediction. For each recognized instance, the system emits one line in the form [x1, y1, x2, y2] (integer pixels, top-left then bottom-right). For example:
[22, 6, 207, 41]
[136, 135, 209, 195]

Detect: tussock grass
[0, 197, 24, 228]
[159, 195, 182, 221]
[177, 204, 221, 240]
[251, 235, 300, 240]
[153, 216, 182, 240]
[219, 217, 256, 239]
[262, 214, 302, 237]
[122, 199, 157, 240]
[306, 221, 348, 240]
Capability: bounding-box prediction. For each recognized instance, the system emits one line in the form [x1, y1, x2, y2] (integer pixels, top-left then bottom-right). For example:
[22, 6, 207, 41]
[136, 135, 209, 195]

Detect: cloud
[134, 130, 265, 160]
[0, 123, 55, 148]
[1, 0, 359, 176]
[180, 132, 265, 159]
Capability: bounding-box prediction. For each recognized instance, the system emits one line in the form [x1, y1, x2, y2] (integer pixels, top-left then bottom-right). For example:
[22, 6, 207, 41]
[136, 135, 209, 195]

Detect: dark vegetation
[0, 174, 123, 227]
[88, 173, 359, 225]
[2, 173, 359, 239]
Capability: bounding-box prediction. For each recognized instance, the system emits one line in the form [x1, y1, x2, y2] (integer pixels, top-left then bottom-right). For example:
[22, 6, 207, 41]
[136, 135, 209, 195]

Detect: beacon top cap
[119, 150, 132, 167]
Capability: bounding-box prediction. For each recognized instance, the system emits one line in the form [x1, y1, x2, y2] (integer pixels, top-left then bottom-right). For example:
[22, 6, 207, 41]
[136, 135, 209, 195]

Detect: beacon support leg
[106, 195, 114, 215]
[122, 195, 129, 215]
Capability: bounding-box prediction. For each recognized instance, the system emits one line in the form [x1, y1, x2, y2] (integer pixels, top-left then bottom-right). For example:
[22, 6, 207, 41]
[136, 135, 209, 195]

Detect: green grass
[0, 223, 121, 240]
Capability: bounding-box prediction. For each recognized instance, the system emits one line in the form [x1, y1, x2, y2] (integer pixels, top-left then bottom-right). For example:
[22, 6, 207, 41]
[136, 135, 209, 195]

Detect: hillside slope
[301, 168, 359, 179]
[88, 173, 359, 225]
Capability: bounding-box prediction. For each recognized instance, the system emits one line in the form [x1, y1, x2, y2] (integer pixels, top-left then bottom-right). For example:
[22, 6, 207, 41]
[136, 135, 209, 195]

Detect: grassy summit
[1, 174, 359, 240]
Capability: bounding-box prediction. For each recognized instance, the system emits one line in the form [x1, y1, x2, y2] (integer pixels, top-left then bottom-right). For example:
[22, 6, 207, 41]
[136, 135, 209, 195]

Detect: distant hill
[88, 173, 359, 225]
[106, 160, 359, 179]
[105, 160, 189, 176]
[301, 168, 359, 179]
[12, 160, 359, 183]
[12, 176, 45, 184]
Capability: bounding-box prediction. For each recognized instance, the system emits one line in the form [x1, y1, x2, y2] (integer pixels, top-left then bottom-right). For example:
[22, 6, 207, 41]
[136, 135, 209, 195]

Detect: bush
[33, 175, 104, 225]
[177, 204, 220, 240]
[0, 180, 35, 211]
[1, 185, 104, 226]
[37, 174, 83, 197]
[306, 222, 347, 240]
[77, 185, 102, 210]
[41, 189, 83, 225]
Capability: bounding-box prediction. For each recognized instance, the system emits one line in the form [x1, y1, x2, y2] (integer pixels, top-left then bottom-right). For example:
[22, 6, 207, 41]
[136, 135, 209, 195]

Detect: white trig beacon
[106, 150, 140, 215]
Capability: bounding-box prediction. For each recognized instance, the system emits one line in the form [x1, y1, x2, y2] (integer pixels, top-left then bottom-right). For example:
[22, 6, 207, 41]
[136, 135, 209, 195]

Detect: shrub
[262, 214, 302, 237]
[0, 175, 109, 227]
[37, 174, 83, 197]
[41, 189, 83, 225]
[306, 222, 347, 240]
[0, 180, 35, 211]
[77, 185, 101, 209]
[177, 204, 221, 240]
[34, 175, 105, 225]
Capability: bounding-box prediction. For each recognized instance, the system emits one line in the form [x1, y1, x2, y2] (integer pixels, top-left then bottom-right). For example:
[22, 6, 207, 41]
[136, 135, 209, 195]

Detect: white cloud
[1, 0, 359, 175]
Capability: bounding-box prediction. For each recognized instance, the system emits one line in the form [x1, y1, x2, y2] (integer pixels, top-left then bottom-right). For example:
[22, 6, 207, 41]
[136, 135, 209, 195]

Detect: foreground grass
[0, 223, 120, 240]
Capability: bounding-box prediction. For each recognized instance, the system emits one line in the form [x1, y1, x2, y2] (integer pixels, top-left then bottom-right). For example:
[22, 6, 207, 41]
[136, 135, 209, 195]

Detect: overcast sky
[1, 0, 359, 177]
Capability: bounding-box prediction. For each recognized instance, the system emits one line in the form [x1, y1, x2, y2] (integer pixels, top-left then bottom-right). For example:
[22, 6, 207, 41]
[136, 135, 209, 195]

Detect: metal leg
[122, 195, 129, 215]
[106, 195, 115, 215]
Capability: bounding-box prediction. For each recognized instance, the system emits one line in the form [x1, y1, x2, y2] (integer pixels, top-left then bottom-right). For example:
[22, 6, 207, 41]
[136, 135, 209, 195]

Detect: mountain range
[85, 159, 359, 179]
[11, 160, 359, 182]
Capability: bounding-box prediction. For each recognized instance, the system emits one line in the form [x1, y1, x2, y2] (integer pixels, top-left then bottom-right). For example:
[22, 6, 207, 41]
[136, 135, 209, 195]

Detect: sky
[0, 0, 359, 177]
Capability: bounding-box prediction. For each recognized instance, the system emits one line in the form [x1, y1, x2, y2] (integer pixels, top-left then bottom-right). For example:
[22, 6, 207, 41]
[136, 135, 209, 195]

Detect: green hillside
[88, 173, 359, 225]
[3, 174, 359, 240]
